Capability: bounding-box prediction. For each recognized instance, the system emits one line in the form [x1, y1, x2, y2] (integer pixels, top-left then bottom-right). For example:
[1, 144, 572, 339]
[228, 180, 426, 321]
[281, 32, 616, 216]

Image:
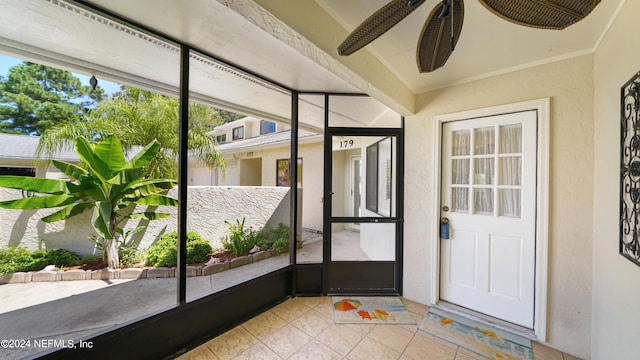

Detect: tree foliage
[216, 108, 244, 124]
[37, 86, 225, 179]
[0, 62, 104, 135]
[0, 135, 177, 269]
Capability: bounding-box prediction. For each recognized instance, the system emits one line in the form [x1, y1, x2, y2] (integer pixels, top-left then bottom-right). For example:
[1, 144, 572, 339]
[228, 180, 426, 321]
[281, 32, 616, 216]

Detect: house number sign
[620, 70, 640, 268]
[333, 137, 357, 151]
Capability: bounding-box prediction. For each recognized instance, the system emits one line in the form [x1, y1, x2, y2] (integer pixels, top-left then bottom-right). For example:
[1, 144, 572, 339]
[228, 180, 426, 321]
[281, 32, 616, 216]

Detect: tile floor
[176, 296, 579, 360]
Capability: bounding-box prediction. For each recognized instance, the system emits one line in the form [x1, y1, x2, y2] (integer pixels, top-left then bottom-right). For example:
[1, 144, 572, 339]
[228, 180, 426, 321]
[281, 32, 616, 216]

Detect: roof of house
[0, 133, 79, 162]
[215, 129, 321, 153]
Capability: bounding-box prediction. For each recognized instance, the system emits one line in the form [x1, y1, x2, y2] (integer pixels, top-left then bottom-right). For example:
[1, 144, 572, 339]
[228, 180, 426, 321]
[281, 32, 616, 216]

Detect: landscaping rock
[230, 256, 249, 268]
[202, 262, 228, 275]
[251, 251, 271, 262]
[120, 268, 147, 279]
[91, 269, 119, 280]
[186, 266, 201, 277]
[31, 271, 60, 282]
[61, 270, 88, 281]
[0, 272, 31, 284]
[147, 267, 172, 278]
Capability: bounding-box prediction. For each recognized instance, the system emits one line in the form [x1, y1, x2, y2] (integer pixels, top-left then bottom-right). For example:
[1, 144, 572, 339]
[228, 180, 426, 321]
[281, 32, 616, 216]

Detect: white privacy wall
[0, 186, 291, 256]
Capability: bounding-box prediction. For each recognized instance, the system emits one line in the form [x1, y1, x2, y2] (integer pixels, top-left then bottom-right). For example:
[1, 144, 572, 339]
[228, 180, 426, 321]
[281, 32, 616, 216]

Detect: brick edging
[0, 250, 278, 284]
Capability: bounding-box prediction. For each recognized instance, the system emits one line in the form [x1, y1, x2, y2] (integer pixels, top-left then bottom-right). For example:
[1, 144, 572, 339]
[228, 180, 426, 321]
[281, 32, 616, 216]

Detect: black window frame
[232, 126, 244, 140]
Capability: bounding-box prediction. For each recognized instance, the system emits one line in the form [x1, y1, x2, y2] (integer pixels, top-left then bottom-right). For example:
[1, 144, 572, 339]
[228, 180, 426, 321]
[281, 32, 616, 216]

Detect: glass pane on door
[474, 127, 495, 154]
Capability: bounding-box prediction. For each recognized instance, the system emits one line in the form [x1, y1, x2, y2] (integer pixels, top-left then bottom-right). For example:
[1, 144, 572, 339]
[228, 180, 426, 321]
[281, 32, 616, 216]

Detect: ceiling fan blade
[478, 0, 601, 30]
[417, 0, 464, 73]
[338, 0, 426, 56]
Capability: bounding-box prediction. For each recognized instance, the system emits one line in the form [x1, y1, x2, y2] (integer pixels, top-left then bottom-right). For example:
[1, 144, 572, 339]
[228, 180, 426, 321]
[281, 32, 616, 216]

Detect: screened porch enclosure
[0, 1, 403, 359]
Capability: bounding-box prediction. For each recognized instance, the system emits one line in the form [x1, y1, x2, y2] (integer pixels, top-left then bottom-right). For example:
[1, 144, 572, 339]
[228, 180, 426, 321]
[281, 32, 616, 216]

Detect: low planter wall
[0, 186, 293, 256]
[0, 249, 280, 284]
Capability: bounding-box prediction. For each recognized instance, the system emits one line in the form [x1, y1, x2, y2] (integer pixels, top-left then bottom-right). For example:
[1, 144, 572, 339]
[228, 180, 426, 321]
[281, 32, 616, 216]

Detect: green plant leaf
[66, 179, 106, 201]
[125, 139, 161, 169]
[123, 179, 177, 198]
[134, 194, 178, 206]
[74, 137, 112, 183]
[91, 201, 112, 239]
[41, 202, 93, 222]
[127, 212, 172, 220]
[108, 167, 143, 185]
[0, 194, 76, 209]
[93, 134, 126, 170]
[0, 176, 68, 194]
[52, 160, 88, 180]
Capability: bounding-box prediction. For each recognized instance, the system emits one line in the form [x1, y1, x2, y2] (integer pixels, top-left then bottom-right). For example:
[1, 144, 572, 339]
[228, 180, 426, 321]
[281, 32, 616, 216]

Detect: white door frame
[430, 98, 550, 342]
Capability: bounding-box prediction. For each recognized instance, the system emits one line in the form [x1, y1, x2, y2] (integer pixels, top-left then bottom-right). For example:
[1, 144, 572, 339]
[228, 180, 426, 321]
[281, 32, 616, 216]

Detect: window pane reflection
[474, 127, 495, 155]
[452, 187, 469, 213]
[331, 223, 395, 261]
[474, 188, 494, 215]
[500, 124, 522, 153]
[499, 157, 521, 185]
[474, 158, 495, 185]
[452, 159, 470, 184]
[452, 130, 470, 156]
[500, 189, 521, 218]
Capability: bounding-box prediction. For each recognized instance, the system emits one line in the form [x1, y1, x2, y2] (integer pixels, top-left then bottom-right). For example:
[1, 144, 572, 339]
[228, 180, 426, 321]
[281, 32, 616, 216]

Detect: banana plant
[0, 135, 178, 269]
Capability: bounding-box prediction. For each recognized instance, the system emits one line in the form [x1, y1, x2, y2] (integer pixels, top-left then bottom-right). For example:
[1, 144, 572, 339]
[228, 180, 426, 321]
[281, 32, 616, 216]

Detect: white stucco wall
[237, 140, 325, 233]
[592, 1, 640, 359]
[0, 186, 291, 256]
[404, 55, 594, 358]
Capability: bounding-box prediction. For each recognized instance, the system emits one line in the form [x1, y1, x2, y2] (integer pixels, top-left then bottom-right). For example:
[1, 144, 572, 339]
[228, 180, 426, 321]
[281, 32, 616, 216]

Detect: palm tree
[36, 87, 225, 179]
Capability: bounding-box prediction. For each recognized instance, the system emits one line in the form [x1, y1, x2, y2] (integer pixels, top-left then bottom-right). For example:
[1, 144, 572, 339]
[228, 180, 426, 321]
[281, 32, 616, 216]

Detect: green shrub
[0, 247, 80, 274]
[79, 254, 101, 264]
[145, 231, 212, 267]
[221, 218, 261, 256]
[119, 245, 144, 266]
[46, 248, 80, 267]
[187, 240, 212, 264]
[257, 223, 291, 254]
[271, 237, 289, 254]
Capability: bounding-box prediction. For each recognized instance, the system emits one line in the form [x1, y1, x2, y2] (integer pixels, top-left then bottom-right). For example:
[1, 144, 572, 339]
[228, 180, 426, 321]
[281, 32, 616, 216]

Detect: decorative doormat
[418, 308, 533, 360]
[332, 296, 416, 324]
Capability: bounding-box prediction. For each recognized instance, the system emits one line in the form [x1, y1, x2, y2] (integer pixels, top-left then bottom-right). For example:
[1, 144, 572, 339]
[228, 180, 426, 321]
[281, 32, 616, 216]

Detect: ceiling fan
[337, 0, 601, 73]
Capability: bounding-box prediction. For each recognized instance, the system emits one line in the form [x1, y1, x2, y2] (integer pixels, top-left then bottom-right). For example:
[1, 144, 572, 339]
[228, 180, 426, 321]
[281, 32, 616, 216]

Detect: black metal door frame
[322, 103, 404, 295]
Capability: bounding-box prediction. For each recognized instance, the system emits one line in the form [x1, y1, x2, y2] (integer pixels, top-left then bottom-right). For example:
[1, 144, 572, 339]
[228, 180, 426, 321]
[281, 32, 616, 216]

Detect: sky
[0, 53, 122, 95]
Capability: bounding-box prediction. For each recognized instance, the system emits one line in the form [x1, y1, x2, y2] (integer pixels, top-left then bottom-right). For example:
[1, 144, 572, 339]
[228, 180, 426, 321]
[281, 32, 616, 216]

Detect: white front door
[440, 110, 537, 328]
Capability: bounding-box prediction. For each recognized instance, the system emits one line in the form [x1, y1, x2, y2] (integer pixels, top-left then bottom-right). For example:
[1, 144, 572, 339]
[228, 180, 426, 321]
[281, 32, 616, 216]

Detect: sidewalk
[0, 229, 364, 359]
[0, 253, 289, 360]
